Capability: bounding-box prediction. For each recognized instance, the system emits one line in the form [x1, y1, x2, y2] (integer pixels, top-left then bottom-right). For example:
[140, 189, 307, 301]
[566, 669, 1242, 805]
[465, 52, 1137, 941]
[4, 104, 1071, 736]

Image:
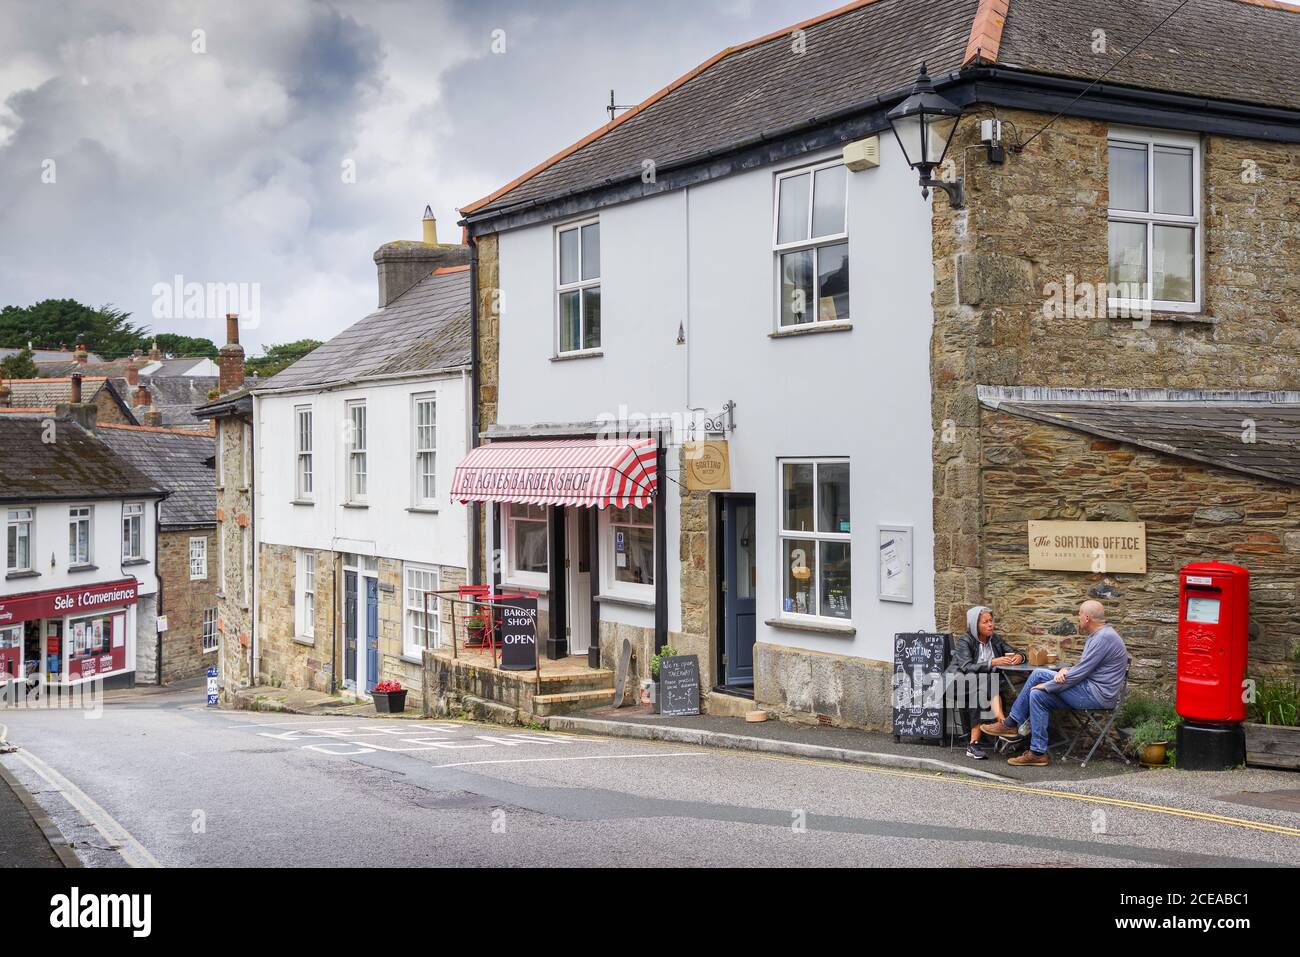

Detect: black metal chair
[1059, 669, 1132, 768]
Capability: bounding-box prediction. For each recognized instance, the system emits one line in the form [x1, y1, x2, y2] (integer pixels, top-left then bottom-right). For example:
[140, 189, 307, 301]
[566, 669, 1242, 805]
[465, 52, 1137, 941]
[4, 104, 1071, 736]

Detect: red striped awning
[452, 438, 657, 508]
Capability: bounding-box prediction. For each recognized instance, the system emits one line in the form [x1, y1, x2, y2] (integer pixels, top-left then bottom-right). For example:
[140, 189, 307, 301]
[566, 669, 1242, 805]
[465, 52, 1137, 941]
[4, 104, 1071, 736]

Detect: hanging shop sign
[0, 579, 139, 627]
[684, 440, 731, 492]
[1028, 521, 1147, 574]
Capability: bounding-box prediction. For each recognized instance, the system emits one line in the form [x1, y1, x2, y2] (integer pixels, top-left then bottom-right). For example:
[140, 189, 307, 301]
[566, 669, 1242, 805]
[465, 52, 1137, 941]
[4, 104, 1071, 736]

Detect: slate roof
[0, 347, 103, 363]
[96, 425, 216, 528]
[110, 375, 219, 431]
[0, 415, 165, 503]
[35, 358, 136, 379]
[3, 377, 129, 416]
[258, 267, 471, 393]
[463, 0, 1300, 220]
[981, 389, 1300, 487]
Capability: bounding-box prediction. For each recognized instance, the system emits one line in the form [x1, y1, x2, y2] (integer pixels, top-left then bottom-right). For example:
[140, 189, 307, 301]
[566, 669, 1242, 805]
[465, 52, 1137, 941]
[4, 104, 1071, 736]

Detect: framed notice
[877, 524, 913, 604]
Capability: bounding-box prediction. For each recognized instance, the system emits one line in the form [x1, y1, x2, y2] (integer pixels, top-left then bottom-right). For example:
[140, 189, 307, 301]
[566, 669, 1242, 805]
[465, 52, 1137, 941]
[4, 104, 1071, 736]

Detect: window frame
[121, 502, 144, 561]
[296, 549, 316, 639]
[189, 536, 208, 580]
[503, 503, 549, 590]
[601, 505, 655, 600]
[776, 457, 852, 623]
[216, 420, 225, 488]
[554, 217, 602, 356]
[240, 524, 250, 609]
[295, 405, 313, 501]
[772, 159, 851, 329]
[68, 505, 92, 566]
[201, 607, 218, 653]
[1106, 127, 1202, 315]
[345, 399, 368, 504]
[402, 563, 440, 658]
[412, 393, 437, 508]
[241, 422, 252, 489]
[6, 507, 33, 573]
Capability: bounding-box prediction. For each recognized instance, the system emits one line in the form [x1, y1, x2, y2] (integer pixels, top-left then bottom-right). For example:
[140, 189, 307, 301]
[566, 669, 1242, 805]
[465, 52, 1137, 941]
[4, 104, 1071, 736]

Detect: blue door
[723, 496, 757, 686]
[365, 577, 379, 694]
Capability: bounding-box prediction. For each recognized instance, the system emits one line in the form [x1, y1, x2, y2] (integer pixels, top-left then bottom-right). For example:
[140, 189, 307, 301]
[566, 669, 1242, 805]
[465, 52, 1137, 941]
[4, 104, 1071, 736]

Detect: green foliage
[0, 299, 148, 356]
[1117, 692, 1176, 730]
[1128, 719, 1170, 750]
[246, 339, 323, 379]
[152, 333, 218, 358]
[0, 346, 39, 380]
[1249, 676, 1300, 727]
[650, 644, 679, 681]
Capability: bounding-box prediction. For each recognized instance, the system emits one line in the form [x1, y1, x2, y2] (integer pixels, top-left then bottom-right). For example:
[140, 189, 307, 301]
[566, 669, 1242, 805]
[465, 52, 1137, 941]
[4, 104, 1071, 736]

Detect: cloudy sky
[0, 0, 822, 355]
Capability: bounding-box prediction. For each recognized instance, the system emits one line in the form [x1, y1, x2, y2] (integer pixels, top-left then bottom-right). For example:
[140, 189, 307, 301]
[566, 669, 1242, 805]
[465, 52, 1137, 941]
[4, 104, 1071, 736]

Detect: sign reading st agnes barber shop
[498, 598, 538, 671]
[1027, 521, 1146, 574]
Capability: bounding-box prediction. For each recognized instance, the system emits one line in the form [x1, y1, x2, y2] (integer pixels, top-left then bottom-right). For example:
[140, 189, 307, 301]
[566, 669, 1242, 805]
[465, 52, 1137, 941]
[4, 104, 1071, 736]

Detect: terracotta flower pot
[1139, 741, 1168, 766]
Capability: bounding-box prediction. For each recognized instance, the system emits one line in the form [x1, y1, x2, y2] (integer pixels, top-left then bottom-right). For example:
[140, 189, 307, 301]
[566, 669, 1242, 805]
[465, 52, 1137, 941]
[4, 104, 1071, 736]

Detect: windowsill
[1106, 307, 1216, 325]
[292, 636, 315, 647]
[765, 616, 856, 637]
[291, 499, 315, 507]
[769, 321, 853, 339]
[550, 349, 603, 362]
[5, 570, 39, 580]
[400, 654, 424, 666]
[406, 506, 439, 515]
[67, 563, 99, 574]
[596, 593, 656, 610]
[122, 558, 149, 567]
[502, 576, 548, 594]
[203, 647, 218, 655]
[190, 577, 208, 582]
[341, 503, 369, 510]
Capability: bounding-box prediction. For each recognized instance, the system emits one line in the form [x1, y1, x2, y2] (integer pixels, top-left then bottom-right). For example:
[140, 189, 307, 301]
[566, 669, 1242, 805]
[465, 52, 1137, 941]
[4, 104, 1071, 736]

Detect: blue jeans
[1006, 668, 1105, 753]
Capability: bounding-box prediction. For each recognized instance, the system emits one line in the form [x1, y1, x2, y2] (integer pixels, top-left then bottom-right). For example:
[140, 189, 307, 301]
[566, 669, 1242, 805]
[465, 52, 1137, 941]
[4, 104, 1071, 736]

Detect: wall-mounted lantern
[886, 63, 965, 208]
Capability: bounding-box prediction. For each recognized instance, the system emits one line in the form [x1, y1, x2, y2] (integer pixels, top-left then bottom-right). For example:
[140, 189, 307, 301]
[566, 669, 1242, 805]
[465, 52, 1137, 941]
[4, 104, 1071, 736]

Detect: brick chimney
[373, 206, 469, 308]
[70, 372, 83, 404]
[0, 381, 10, 408]
[218, 313, 245, 393]
[56, 372, 97, 432]
[73, 343, 89, 364]
[126, 358, 140, 388]
[143, 404, 163, 428]
[149, 340, 162, 361]
[132, 383, 151, 408]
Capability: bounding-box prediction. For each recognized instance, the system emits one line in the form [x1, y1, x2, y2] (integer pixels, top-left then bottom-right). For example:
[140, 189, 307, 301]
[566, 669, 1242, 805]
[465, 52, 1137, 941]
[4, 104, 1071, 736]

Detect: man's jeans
[1006, 668, 1105, 753]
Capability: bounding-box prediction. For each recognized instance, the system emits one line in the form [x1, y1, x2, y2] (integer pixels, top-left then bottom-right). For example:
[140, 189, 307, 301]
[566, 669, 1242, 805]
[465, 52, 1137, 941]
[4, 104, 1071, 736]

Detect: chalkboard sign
[892, 632, 950, 741]
[497, 598, 538, 671]
[659, 654, 701, 717]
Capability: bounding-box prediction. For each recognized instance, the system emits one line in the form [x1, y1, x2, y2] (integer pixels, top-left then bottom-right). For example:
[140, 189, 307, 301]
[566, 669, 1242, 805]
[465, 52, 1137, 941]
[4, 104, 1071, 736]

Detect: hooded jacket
[952, 606, 1024, 674]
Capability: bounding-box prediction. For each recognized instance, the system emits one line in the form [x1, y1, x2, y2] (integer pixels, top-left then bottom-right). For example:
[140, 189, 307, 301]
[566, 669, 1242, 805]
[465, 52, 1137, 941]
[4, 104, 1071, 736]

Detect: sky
[0, 0, 821, 356]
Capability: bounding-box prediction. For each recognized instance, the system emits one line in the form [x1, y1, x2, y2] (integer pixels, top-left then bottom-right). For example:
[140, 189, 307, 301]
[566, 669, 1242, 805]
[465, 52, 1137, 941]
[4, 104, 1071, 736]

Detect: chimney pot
[70, 372, 83, 404]
[132, 383, 151, 409]
[73, 344, 88, 364]
[0, 382, 10, 408]
[225, 313, 240, 346]
[218, 314, 246, 393]
[422, 205, 438, 245]
[149, 340, 161, 361]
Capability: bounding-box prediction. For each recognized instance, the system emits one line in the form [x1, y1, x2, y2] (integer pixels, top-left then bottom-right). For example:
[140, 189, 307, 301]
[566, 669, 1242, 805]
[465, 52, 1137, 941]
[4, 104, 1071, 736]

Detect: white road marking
[427, 751, 708, 770]
[12, 749, 162, 868]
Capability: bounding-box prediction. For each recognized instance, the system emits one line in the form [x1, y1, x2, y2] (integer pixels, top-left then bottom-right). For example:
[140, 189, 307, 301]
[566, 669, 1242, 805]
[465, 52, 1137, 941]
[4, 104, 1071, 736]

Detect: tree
[0, 346, 39, 380]
[245, 339, 323, 379]
[152, 333, 218, 358]
[0, 299, 149, 357]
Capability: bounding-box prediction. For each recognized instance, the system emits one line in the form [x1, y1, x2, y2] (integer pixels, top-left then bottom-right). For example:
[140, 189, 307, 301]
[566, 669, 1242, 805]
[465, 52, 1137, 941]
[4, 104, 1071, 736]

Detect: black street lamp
[887, 63, 965, 208]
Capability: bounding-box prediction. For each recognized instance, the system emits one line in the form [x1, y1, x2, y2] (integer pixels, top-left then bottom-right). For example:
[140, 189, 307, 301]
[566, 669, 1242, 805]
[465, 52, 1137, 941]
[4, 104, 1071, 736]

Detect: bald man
[980, 600, 1129, 766]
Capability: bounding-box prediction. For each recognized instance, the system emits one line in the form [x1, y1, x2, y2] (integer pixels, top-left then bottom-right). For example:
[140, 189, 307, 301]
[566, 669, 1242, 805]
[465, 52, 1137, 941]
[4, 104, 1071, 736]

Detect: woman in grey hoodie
[952, 606, 1024, 759]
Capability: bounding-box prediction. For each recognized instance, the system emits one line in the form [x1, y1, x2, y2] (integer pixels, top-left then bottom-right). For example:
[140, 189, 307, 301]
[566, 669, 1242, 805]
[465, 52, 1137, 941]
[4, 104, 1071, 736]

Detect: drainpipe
[469, 237, 482, 587]
[329, 555, 338, 695]
[654, 430, 668, 654]
[153, 499, 163, 685]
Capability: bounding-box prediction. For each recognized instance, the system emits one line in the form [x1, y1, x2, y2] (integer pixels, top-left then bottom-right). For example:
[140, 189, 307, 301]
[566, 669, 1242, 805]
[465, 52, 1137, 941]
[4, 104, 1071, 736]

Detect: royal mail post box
[1175, 561, 1249, 723]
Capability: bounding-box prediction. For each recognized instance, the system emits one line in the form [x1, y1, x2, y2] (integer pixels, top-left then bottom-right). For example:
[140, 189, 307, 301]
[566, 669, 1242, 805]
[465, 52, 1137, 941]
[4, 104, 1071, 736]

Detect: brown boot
[1007, 750, 1049, 766]
[979, 721, 1019, 738]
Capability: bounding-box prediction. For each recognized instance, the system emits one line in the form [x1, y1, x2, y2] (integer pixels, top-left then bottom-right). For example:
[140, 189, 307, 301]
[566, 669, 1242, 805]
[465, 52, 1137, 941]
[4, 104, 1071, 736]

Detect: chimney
[149, 340, 162, 361]
[73, 343, 89, 364]
[143, 404, 163, 428]
[218, 313, 245, 393]
[373, 206, 470, 308]
[0, 381, 10, 408]
[57, 372, 97, 432]
[132, 383, 151, 409]
[126, 358, 140, 387]
[70, 372, 83, 404]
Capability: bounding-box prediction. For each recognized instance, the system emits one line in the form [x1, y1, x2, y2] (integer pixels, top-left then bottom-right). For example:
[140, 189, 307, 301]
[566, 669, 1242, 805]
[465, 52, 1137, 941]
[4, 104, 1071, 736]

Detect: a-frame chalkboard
[892, 632, 951, 742]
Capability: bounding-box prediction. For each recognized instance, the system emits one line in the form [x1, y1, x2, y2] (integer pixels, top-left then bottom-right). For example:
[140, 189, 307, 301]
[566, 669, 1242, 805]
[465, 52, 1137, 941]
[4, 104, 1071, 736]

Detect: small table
[993, 662, 1072, 755]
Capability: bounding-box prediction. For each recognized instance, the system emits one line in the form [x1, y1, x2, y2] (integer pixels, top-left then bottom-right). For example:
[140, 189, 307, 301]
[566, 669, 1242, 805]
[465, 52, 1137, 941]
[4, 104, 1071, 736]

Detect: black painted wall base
[1176, 719, 1245, 771]
[546, 637, 567, 661]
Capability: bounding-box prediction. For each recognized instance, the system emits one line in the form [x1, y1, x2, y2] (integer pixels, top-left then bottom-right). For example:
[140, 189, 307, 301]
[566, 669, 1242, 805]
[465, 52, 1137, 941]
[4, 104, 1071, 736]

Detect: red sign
[0, 579, 139, 627]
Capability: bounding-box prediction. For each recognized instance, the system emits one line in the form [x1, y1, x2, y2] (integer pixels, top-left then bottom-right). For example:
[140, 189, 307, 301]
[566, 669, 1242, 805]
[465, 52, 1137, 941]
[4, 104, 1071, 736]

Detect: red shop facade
[0, 579, 139, 688]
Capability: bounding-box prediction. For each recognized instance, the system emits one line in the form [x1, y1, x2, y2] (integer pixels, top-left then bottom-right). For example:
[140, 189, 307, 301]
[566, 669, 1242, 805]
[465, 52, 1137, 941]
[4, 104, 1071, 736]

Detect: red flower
[373, 680, 403, 693]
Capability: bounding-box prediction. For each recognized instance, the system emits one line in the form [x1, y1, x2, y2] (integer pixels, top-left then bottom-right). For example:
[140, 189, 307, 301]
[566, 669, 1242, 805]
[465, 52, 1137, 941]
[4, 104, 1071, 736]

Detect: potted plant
[1129, 719, 1170, 767]
[372, 679, 407, 714]
[465, 614, 487, 647]
[1244, 676, 1300, 770]
[649, 645, 678, 714]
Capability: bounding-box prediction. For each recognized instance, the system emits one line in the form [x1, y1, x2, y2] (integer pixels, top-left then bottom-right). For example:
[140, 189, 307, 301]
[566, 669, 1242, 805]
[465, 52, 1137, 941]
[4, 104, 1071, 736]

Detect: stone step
[537, 671, 615, 695]
[532, 689, 616, 718]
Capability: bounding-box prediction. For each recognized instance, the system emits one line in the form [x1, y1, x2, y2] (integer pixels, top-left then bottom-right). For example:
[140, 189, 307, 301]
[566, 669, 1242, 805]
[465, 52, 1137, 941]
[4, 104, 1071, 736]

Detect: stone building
[457, 0, 1300, 729]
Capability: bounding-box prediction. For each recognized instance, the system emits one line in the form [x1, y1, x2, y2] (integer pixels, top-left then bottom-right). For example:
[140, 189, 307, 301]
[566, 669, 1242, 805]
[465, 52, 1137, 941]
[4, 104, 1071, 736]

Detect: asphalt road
[1, 686, 1298, 868]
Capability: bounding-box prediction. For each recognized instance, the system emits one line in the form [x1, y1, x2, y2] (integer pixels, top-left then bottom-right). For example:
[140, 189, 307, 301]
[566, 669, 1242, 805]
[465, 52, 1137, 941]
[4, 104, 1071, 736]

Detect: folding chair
[1060, 669, 1132, 768]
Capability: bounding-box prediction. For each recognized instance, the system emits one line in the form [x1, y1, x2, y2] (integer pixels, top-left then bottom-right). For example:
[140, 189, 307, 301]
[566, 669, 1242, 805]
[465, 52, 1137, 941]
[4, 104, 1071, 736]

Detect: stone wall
[215, 416, 253, 700]
[676, 447, 715, 695]
[158, 527, 218, 683]
[981, 409, 1300, 695]
[94, 389, 133, 425]
[930, 109, 1300, 637]
[474, 234, 500, 577]
[754, 642, 894, 731]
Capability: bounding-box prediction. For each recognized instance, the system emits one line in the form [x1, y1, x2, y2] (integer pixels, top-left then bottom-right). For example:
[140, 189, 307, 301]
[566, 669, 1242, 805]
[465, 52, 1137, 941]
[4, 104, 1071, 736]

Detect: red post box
[1175, 561, 1250, 724]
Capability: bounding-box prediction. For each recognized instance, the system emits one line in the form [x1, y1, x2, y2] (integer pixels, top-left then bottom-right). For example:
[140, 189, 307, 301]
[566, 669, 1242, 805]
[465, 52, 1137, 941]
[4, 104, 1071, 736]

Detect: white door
[568, 509, 591, 656]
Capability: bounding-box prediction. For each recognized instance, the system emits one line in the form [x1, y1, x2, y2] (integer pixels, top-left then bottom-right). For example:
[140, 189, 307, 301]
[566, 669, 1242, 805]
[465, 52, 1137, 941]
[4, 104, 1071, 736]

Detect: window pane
[559, 290, 581, 352]
[514, 519, 548, 573]
[1108, 142, 1147, 212]
[816, 242, 850, 323]
[819, 541, 852, 619]
[811, 165, 846, 237]
[1153, 146, 1193, 216]
[1153, 224, 1195, 302]
[782, 538, 816, 616]
[582, 286, 601, 350]
[613, 523, 654, 586]
[779, 249, 814, 326]
[776, 173, 810, 244]
[559, 228, 579, 285]
[1108, 221, 1147, 292]
[782, 463, 814, 532]
[816, 463, 850, 533]
[580, 223, 600, 280]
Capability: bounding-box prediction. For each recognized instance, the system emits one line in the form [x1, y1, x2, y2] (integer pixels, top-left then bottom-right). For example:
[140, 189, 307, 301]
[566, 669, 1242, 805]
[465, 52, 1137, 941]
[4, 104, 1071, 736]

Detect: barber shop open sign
[498, 598, 538, 672]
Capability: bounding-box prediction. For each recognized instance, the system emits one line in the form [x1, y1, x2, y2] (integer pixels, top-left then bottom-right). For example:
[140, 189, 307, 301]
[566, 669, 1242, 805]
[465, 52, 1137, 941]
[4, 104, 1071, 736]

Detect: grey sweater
[1045, 625, 1128, 707]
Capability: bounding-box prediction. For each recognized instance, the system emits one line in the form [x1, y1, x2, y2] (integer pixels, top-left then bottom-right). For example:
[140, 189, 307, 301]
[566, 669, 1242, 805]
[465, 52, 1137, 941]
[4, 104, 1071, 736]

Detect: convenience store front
[0, 579, 139, 689]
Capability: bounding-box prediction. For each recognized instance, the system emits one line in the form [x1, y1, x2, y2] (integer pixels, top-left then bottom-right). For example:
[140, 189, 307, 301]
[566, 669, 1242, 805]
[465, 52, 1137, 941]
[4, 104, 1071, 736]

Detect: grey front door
[344, 571, 358, 687]
[722, 495, 757, 686]
[365, 577, 379, 694]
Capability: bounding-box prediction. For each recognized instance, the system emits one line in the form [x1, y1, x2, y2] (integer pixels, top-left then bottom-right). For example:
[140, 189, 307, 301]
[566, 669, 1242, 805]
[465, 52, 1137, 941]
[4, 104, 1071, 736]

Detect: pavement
[0, 726, 77, 868]
[230, 684, 428, 718]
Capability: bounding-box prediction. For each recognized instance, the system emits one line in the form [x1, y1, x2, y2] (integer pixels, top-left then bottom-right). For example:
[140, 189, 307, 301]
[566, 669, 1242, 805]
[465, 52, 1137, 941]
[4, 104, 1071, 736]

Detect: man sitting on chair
[980, 600, 1129, 767]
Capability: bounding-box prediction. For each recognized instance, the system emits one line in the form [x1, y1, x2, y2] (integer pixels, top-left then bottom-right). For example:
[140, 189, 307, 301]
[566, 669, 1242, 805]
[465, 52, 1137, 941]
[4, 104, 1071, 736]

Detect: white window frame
[189, 536, 208, 580]
[296, 549, 316, 639]
[68, 506, 92, 566]
[295, 405, 313, 501]
[601, 505, 655, 600]
[412, 394, 437, 508]
[777, 457, 852, 623]
[402, 563, 440, 657]
[555, 218, 601, 356]
[346, 399, 368, 504]
[201, 607, 218, 653]
[503, 503, 549, 590]
[773, 159, 850, 329]
[1107, 127, 1202, 315]
[122, 502, 144, 561]
[6, 508, 33, 573]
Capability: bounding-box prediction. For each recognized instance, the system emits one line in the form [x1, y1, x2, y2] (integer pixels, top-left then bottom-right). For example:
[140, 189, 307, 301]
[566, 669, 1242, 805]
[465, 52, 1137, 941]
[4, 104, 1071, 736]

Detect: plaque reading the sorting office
[659, 654, 701, 716]
[498, 598, 538, 671]
[1028, 520, 1146, 574]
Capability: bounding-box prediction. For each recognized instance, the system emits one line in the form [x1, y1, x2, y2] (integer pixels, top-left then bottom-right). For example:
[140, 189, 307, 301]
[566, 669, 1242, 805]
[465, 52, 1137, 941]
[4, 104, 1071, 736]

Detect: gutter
[249, 363, 472, 399]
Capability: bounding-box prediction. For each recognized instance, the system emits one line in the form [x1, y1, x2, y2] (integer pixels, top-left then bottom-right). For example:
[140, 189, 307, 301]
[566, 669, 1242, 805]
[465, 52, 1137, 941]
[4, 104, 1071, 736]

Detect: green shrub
[1118, 692, 1176, 730]
[650, 645, 679, 681]
[1128, 719, 1170, 750]
[1249, 676, 1300, 727]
